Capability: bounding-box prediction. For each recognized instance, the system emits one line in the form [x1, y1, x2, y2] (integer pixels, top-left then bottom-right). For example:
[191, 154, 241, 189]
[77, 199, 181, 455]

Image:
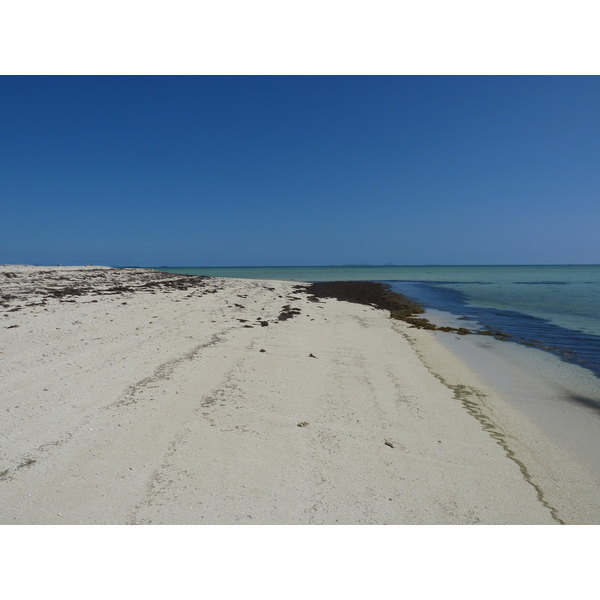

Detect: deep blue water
[386, 280, 600, 380]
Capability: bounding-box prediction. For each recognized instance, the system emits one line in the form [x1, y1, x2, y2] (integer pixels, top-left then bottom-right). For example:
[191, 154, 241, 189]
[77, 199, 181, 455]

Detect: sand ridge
[0, 266, 578, 524]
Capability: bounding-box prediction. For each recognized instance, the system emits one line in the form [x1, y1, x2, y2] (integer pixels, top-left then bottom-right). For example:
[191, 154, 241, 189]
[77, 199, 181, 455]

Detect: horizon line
[142, 263, 600, 269]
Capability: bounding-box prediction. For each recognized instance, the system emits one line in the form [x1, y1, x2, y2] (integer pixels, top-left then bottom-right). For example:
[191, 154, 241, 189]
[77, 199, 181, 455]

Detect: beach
[2, 266, 599, 524]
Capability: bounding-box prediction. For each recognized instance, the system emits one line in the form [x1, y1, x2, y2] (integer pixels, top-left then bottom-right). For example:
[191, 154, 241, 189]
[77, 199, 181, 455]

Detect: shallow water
[387, 279, 600, 380]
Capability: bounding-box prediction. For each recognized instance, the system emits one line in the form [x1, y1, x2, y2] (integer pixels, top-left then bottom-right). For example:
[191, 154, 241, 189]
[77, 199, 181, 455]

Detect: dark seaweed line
[302, 281, 500, 337]
[397, 326, 565, 525]
[300, 280, 565, 522]
[449, 383, 564, 525]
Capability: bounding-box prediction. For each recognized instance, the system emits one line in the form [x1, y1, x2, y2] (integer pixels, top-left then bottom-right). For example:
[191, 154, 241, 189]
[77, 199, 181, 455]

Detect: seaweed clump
[302, 281, 472, 336]
[303, 281, 423, 314]
[278, 304, 301, 321]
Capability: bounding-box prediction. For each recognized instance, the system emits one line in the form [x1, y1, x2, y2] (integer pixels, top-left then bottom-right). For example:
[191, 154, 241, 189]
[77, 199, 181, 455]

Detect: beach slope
[0, 266, 577, 524]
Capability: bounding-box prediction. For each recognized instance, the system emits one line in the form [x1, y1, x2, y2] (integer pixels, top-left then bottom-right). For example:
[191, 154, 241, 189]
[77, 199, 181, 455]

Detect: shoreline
[399, 322, 600, 524]
[1, 266, 598, 524]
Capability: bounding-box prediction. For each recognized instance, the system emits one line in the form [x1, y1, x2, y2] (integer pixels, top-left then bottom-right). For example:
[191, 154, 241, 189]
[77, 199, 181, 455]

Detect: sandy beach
[1, 266, 599, 524]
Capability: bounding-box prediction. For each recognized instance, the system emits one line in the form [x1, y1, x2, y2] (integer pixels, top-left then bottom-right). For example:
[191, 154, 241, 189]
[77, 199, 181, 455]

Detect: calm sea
[154, 265, 600, 379]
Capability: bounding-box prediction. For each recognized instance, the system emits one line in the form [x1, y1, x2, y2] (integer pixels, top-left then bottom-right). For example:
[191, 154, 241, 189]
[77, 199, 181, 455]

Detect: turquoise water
[154, 265, 600, 378]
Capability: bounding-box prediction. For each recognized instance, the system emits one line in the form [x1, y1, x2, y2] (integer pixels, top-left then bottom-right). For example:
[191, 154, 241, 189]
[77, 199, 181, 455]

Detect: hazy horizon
[7, 262, 600, 268]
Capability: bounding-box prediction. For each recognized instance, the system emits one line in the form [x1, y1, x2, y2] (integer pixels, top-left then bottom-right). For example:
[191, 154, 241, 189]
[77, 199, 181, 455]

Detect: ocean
[154, 265, 600, 381]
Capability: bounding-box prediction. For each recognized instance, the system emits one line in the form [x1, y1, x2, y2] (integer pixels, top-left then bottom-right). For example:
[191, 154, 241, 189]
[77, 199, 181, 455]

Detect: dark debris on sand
[299, 281, 506, 338]
[278, 304, 302, 321]
[1, 268, 213, 307]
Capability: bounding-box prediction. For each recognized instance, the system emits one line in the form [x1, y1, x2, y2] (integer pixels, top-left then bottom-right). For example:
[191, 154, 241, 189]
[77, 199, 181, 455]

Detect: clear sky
[2, 76, 599, 266]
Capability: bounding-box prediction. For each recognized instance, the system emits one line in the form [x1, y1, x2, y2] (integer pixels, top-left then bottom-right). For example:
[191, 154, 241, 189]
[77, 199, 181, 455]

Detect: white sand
[1, 266, 596, 524]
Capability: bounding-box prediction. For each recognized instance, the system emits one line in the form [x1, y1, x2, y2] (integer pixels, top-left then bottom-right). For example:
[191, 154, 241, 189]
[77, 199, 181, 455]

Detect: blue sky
[1, 76, 599, 266]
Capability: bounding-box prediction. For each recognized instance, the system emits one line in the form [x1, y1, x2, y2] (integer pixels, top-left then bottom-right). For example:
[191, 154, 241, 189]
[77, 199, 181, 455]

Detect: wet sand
[1, 266, 596, 524]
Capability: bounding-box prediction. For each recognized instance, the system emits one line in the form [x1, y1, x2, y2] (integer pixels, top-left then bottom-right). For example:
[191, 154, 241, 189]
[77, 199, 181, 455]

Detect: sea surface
[154, 265, 600, 380]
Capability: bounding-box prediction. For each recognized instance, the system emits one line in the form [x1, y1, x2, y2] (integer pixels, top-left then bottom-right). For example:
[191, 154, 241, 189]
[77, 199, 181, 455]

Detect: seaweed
[301, 281, 510, 338]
